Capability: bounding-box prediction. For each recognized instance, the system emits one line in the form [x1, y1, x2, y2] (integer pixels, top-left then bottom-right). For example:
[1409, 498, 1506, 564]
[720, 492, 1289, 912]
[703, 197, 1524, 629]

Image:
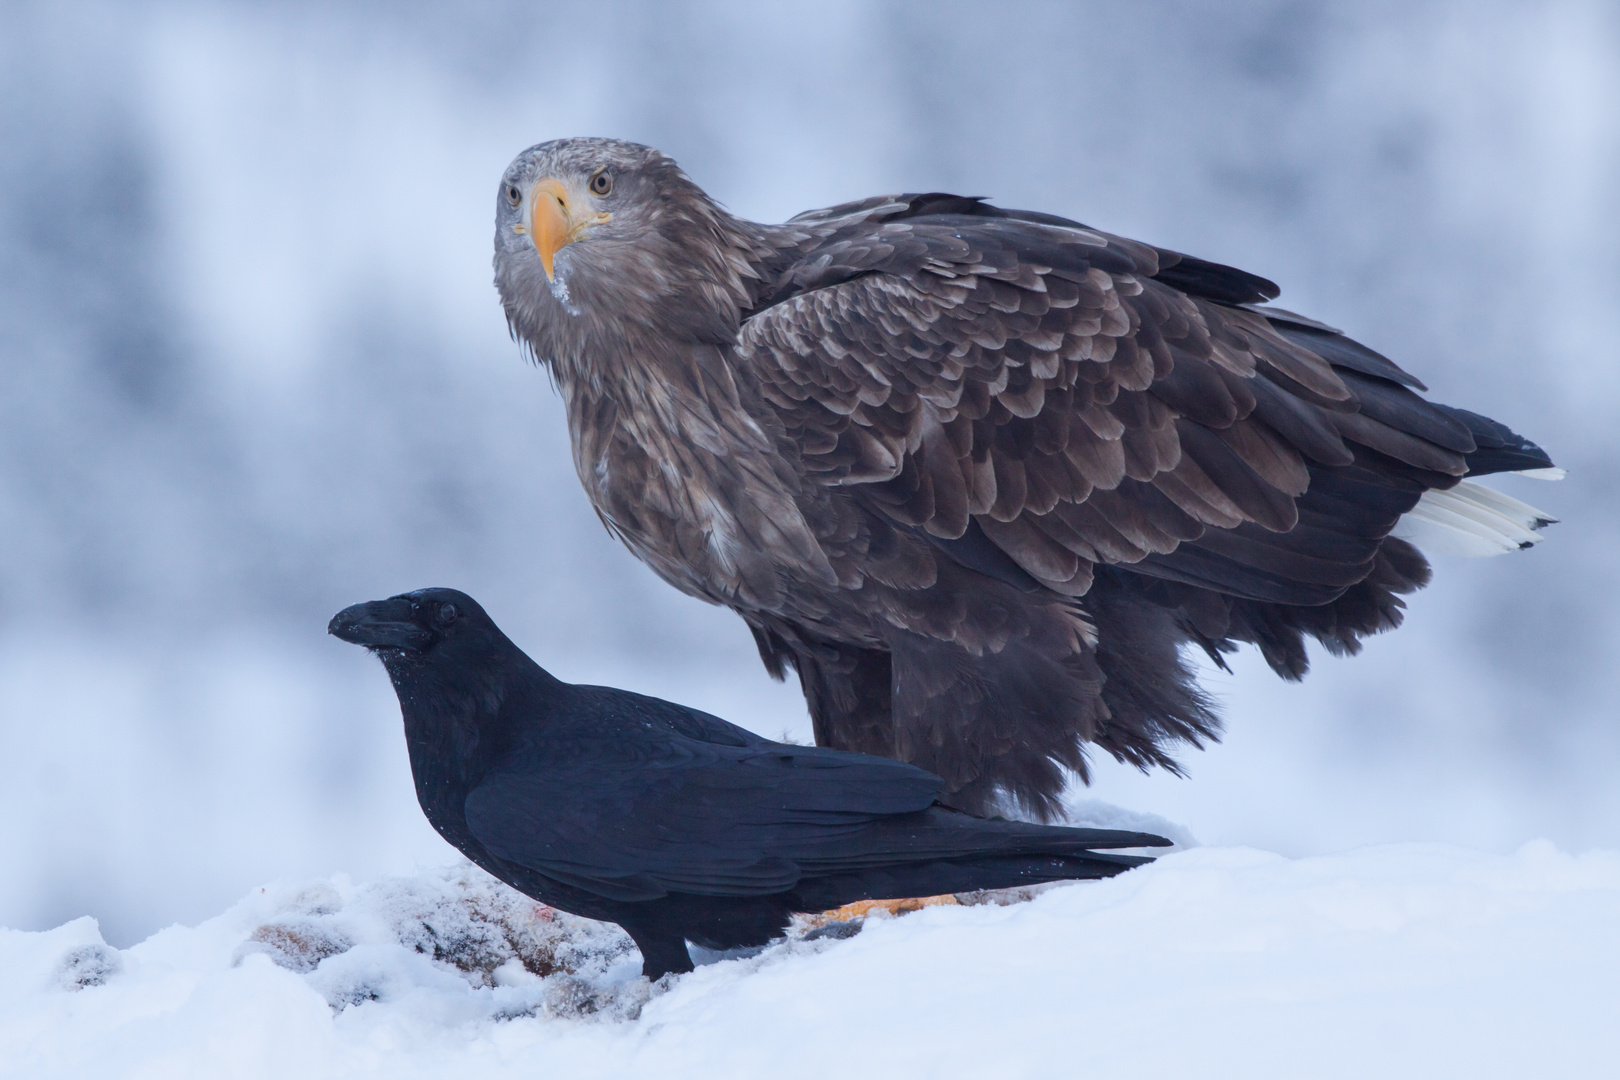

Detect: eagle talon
[808, 894, 961, 928]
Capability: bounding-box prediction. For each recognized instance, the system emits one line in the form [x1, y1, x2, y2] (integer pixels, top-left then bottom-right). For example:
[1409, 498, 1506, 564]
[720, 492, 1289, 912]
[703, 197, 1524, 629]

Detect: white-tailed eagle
[493, 138, 1558, 819]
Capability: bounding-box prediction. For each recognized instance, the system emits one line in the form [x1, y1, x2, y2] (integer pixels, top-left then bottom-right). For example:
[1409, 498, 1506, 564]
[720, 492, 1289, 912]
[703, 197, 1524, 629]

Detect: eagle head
[493, 137, 760, 367]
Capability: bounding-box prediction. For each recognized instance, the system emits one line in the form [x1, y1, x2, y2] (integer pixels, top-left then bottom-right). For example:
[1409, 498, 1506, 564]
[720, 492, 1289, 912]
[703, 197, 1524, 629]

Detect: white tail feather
[1390, 480, 1558, 558]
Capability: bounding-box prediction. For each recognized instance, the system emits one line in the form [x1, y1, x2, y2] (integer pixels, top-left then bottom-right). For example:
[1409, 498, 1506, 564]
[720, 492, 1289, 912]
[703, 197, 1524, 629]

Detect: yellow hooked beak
[513, 177, 610, 282]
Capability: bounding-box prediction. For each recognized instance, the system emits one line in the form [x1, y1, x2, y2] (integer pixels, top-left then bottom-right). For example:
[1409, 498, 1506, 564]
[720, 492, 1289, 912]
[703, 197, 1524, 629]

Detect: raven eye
[436, 603, 458, 627]
[588, 170, 612, 196]
[505, 183, 522, 207]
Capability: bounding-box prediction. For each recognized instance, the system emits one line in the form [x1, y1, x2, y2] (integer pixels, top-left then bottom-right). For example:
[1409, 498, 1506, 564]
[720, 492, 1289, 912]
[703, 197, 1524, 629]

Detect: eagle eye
[505, 183, 522, 207]
[588, 170, 612, 196]
[435, 603, 459, 628]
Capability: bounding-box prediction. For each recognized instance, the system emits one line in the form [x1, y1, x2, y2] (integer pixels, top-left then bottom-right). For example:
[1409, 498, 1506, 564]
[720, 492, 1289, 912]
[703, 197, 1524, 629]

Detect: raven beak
[522, 177, 609, 282]
[328, 599, 434, 652]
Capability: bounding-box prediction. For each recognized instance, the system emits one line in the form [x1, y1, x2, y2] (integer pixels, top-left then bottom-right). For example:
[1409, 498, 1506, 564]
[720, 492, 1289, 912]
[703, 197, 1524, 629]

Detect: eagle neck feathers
[513, 204, 835, 612]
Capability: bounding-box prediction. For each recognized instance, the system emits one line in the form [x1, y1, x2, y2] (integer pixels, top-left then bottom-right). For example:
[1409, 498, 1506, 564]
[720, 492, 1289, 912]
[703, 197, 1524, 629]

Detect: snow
[5, 838, 1617, 1079]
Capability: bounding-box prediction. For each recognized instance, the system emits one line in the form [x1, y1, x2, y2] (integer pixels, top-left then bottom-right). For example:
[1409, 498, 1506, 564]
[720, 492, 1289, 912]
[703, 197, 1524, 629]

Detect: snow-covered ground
[5, 833, 1616, 1079]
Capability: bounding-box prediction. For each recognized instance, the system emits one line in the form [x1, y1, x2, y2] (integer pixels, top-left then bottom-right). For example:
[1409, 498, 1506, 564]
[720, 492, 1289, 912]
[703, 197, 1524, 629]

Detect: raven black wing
[464, 723, 944, 901]
[463, 712, 1160, 901]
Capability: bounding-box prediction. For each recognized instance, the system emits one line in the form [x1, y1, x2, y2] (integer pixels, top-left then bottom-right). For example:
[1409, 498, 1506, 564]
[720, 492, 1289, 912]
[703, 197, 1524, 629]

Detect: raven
[330, 588, 1170, 979]
[493, 138, 1558, 819]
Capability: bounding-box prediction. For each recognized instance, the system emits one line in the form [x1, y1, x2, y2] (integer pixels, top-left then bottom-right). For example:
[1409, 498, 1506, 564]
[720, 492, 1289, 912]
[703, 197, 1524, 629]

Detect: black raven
[330, 588, 1170, 979]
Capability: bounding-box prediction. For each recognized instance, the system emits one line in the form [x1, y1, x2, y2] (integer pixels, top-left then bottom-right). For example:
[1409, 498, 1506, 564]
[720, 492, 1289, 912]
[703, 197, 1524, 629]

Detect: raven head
[331, 588, 523, 800]
[328, 588, 494, 659]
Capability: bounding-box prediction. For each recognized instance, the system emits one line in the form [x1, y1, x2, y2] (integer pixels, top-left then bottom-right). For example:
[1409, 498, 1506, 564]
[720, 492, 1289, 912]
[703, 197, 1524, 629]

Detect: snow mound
[4, 842, 1619, 1078]
[227, 865, 646, 1021]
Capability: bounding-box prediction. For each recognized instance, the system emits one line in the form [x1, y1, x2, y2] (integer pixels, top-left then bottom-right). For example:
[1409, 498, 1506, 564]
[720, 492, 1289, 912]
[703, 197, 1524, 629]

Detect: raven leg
[619, 922, 694, 980]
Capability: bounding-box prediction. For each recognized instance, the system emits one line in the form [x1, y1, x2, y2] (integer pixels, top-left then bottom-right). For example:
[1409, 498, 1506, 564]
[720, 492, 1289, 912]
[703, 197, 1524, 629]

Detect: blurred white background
[1, 0, 1615, 946]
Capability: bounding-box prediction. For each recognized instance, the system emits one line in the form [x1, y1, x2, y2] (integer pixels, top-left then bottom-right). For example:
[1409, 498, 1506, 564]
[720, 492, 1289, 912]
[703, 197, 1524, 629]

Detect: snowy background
[2, 0, 1617, 965]
[6, 845, 1619, 1078]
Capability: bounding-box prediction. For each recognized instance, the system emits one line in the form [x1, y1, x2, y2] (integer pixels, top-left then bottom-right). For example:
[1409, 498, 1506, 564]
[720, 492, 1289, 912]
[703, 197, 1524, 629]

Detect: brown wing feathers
[741, 200, 1524, 622]
[728, 191, 1553, 812]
